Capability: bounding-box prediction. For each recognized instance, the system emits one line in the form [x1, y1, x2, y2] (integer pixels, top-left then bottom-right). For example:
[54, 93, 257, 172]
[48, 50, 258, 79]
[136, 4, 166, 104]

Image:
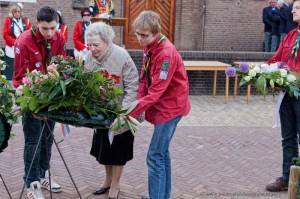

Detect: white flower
[248, 69, 256, 77]
[244, 76, 252, 82]
[260, 63, 269, 68]
[261, 63, 278, 73]
[253, 66, 261, 73]
[1, 75, 7, 80]
[279, 69, 287, 77]
[286, 74, 297, 82]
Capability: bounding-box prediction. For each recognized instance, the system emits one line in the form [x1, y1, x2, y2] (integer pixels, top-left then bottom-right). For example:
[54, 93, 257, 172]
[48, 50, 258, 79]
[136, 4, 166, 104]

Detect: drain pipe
[201, 0, 206, 51]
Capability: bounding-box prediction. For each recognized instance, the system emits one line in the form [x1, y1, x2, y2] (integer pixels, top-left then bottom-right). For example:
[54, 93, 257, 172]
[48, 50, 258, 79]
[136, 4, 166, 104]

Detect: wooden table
[184, 61, 231, 103]
[233, 62, 263, 104]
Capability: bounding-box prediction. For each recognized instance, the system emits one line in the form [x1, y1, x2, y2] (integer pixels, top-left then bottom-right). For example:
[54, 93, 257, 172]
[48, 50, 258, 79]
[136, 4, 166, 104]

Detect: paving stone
[0, 95, 290, 198]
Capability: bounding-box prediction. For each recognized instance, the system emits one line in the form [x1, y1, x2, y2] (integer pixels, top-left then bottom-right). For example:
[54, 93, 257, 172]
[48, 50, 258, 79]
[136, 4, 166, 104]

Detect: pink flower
[35, 77, 41, 83]
[47, 63, 57, 71]
[43, 75, 48, 80]
[63, 73, 69, 80]
[31, 69, 38, 74]
[99, 86, 106, 93]
[22, 76, 31, 86]
[16, 85, 23, 96]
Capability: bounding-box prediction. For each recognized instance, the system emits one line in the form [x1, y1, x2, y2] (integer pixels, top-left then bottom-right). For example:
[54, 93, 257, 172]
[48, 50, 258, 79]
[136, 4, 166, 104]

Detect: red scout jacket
[73, 21, 86, 51]
[129, 35, 191, 124]
[12, 27, 66, 87]
[268, 26, 300, 71]
[2, 17, 31, 47]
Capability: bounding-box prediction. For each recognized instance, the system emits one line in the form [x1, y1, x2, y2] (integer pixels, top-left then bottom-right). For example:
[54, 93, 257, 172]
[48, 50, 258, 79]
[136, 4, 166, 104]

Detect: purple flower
[239, 62, 250, 73]
[225, 67, 236, 77]
[277, 62, 291, 70]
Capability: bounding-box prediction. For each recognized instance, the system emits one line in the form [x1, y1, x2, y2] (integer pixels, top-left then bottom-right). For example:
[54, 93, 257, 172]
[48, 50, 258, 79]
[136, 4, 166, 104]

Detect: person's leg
[147, 116, 182, 199]
[103, 165, 113, 187]
[280, 33, 286, 44]
[280, 94, 298, 181]
[271, 35, 280, 52]
[39, 120, 55, 178]
[23, 111, 43, 188]
[108, 165, 123, 197]
[264, 32, 271, 52]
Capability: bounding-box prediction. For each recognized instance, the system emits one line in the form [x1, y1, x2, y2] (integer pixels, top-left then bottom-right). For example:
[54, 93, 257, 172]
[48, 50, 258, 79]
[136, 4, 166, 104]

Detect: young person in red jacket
[56, 10, 68, 42]
[2, 3, 31, 80]
[73, 7, 92, 60]
[128, 11, 190, 199]
[13, 6, 66, 199]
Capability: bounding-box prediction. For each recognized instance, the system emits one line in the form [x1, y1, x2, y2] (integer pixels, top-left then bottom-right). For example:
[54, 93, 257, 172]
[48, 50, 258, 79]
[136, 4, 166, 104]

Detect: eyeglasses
[83, 14, 91, 17]
[134, 31, 151, 39]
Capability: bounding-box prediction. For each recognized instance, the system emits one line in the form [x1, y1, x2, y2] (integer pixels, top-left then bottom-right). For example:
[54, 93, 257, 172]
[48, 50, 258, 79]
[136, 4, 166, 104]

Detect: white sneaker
[40, 170, 62, 193]
[27, 181, 45, 199]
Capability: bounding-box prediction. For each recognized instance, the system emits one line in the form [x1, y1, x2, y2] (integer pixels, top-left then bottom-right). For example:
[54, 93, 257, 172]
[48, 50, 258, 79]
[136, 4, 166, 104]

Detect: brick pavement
[0, 95, 290, 198]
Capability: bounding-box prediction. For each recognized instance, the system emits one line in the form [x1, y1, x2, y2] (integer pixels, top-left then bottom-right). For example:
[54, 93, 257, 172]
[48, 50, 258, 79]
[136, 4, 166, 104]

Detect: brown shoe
[266, 177, 288, 192]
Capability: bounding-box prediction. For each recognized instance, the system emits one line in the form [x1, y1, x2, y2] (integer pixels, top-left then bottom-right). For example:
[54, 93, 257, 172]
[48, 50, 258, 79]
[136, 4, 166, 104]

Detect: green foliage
[15, 56, 124, 119]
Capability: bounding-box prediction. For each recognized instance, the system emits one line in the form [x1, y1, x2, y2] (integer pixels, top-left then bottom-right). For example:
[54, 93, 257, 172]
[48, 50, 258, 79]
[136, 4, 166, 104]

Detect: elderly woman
[2, 3, 31, 80]
[85, 22, 139, 199]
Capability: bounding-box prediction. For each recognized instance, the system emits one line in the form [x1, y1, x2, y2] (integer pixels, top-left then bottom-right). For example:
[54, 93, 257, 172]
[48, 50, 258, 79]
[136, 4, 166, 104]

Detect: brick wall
[0, 0, 269, 51]
[128, 50, 275, 95]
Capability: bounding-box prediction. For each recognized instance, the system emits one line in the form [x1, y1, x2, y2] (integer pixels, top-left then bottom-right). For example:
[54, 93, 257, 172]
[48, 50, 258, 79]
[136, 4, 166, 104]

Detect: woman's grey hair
[85, 22, 115, 44]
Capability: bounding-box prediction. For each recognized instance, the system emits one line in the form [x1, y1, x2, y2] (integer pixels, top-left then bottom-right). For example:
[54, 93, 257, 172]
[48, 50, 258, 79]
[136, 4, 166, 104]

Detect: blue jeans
[264, 32, 271, 52]
[23, 111, 55, 188]
[279, 94, 300, 180]
[147, 116, 182, 199]
[271, 35, 280, 52]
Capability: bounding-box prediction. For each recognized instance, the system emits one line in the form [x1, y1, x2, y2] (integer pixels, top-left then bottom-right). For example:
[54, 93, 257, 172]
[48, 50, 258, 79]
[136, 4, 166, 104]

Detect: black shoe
[92, 186, 110, 195]
[141, 196, 149, 199]
[107, 189, 120, 199]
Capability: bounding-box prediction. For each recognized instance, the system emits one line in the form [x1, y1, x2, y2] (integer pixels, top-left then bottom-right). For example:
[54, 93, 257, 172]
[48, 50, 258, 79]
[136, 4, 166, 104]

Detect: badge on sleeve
[35, 62, 41, 68]
[159, 60, 169, 80]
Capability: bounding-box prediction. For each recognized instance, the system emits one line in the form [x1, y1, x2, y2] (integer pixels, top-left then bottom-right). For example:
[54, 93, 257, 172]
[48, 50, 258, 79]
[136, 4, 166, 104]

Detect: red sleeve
[13, 40, 34, 88]
[267, 41, 284, 64]
[57, 36, 67, 58]
[73, 22, 85, 51]
[129, 56, 177, 118]
[2, 18, 16, 47]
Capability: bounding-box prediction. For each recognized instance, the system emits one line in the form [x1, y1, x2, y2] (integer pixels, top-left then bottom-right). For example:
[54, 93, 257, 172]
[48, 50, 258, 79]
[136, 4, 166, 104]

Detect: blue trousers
[147, 116, 182, 199]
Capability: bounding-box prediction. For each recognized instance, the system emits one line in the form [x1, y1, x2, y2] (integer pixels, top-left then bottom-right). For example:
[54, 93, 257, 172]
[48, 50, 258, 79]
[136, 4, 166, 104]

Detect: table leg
[213, 71, 217, 97]
[225, 75, 229, 103]
[247, 85, 251, 104]
[234, 76, 238, 101]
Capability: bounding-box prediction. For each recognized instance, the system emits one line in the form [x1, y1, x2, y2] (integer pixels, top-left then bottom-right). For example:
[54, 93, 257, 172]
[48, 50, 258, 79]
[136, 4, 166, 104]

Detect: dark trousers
[279, 94, 300, 180]
[22, 111, 55, 188]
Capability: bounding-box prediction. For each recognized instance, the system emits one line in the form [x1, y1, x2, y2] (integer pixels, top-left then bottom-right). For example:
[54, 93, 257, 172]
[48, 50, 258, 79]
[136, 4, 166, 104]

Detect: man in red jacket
[13, 6, 66, 199]
[129, 11, 190, 199]
[266, 0, 300, 192]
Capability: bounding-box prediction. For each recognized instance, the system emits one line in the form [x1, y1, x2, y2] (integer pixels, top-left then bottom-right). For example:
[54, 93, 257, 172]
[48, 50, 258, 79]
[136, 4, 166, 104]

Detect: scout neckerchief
[289, 29, 300, 64]
[143, 34, 166, 87]
[31, 25, 52, 67]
